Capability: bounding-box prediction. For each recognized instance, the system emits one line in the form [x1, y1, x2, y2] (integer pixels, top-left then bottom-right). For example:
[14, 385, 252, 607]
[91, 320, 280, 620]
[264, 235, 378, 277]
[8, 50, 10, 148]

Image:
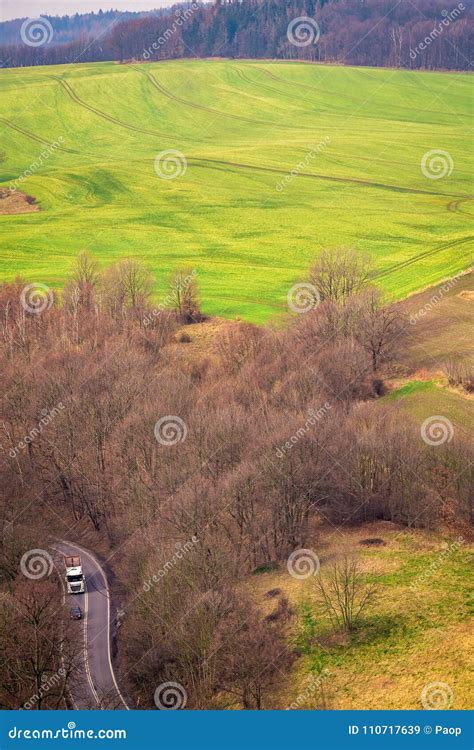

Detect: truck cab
[65, 555, 85, 594]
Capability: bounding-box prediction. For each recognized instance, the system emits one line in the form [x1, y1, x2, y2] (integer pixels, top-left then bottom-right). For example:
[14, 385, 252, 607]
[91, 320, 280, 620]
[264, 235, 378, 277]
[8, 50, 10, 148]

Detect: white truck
[65, 555, 85, 594]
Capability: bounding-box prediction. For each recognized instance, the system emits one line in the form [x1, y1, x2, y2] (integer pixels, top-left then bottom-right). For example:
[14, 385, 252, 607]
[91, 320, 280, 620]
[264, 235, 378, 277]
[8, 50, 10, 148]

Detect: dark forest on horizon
[1, 0, 471, 71]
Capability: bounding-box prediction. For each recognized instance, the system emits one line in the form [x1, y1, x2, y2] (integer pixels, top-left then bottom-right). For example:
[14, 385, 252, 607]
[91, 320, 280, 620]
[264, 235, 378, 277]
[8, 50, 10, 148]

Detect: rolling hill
[0, 59, 472, 322]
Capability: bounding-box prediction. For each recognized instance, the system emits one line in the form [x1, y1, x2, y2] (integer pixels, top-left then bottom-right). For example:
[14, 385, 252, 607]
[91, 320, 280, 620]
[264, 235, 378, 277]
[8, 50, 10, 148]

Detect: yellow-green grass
[245, 522, 473, 709]
[0, 60, 473, 322]
[400, 270, 473, 370]
[384, 380, 473, 437]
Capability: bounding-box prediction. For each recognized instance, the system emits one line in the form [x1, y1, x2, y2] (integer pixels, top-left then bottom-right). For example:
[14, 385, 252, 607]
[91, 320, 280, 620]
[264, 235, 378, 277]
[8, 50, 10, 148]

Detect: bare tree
[73, 250, 98, 289]
[217, 596, 293, 709]
[0, 580, 81, 709]
[101, 259, 154, 319]
[390, 25, 404, 67]
[167, 267, 200, 323]
[62, 251, 100, 344]
[444, 358, 473, 392]
[313, 554, 377, 632]
[309, 248, 372, 304]
[351, 288, 407, 371]
[214, 322, 263, 374]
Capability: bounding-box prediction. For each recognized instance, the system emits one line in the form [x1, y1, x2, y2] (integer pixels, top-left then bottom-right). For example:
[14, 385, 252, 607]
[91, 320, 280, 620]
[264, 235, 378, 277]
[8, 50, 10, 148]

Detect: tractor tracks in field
[447, 197, 474, 217]
[0, 117, 77, 155]
[236, 64, 358, 114]
[3, 79, 472, 216]
[209, 236, 474, 312]
[6, 108, 463, 202]
[370, 235, 474, 281]
[188, 155, 463, 200]
[130, 64, 270, 127]
[0, 117, 100, 205]
[249, 64, 461, 119]
[49, 75, 193, 143]
[235, 65, 297, 102]
[11, 74, 467, 204]
[130, 64, 320, 133]
[1, 115, 150, 171]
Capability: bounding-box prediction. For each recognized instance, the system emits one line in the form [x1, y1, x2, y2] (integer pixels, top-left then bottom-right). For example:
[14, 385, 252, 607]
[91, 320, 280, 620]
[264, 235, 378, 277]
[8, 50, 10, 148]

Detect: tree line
[1, 0, 471, 71]
[0, 250, 471, 708]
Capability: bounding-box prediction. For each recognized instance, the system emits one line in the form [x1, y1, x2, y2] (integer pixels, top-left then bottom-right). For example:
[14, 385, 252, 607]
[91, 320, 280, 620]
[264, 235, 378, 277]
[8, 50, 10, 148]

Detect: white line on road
[51, 549, 78, 710]
[83, 578, 101, 705]
[61, 540, 129, 710]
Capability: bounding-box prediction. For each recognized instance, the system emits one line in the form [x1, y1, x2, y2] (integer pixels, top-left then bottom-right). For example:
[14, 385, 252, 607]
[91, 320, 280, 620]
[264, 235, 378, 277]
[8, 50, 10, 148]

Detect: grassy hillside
[0, 60, 472, 322]
[386, 271, 473, 437]
[385, 380, 473, 435]
[400, 270, 473, 369]
[247, 522, 473, 710]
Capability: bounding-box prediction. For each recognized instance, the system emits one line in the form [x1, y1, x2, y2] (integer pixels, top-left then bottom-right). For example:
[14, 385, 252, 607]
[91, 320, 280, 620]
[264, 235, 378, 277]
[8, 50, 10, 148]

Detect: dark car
[70, 606, 82, 620]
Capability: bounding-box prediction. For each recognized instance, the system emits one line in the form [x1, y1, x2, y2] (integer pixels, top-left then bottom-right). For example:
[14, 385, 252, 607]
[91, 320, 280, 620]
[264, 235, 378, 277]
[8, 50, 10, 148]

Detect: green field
[247, 522, 473, 709]
[385, 380, 473, 436]
[0, 60, 472, 321]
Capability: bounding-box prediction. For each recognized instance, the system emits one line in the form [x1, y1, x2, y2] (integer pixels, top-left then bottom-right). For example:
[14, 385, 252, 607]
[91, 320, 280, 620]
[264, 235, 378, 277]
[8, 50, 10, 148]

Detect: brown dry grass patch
[399, 270, 473, 371]
[0, 188, 38, 215]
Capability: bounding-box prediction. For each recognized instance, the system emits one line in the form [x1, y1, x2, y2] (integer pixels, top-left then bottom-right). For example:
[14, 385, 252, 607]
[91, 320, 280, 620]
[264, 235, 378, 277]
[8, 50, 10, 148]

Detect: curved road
[53, 541, 129, 710]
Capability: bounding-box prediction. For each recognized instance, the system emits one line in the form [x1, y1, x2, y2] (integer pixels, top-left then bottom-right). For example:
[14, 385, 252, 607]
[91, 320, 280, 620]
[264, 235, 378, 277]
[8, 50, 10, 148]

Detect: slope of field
[385, 380, 473, 436]
[400, 270, 473, 369]
[0, 60, 472, 321]
[247, 522, 473, 710]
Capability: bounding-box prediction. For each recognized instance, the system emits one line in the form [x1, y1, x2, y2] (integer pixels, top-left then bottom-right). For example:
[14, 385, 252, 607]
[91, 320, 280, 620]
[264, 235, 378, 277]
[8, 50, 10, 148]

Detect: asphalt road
[54, 541, 129, 710]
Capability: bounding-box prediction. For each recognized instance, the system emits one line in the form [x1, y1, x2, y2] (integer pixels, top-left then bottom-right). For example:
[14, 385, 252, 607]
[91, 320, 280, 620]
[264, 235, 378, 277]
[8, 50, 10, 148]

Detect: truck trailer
[64, 555, 85, 594]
